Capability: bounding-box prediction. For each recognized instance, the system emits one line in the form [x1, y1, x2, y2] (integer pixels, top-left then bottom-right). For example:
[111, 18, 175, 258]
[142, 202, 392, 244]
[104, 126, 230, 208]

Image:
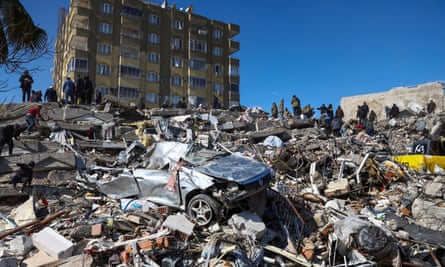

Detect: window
[148, 53, 160, 63]
[146, 92, 158, 103]
[122, 5, 143, 18]
[213, 82, 223, 96]
[97, 64, 110, 76]
[171, 76, 182, 86]
[149, 33, 160, 44]
[147, 72, 159, 83]
[67, 58, 88, 72]
[174, 20, 183, 30]
[230, 65, 240, 77]
[100, 2, 112, 14]
[213, 29, 222, 39]
[96, 86, 110, 96]
[189, 39, 207, 53]
[119, 86, 139, 99]
[171, 57, 182, 67]
[98, 43, 111, 55]
[149, 14, 160, 25]
[230, 83, 239, 94]
[189, 76, 206, 89]
[213, 64, 223, 76]
[171, 38, 182, 50]
[99, 23, 112, 34]
[213, 46, 223, 56]
[119, 65, 140, 78]
[189, 58, 206, 71]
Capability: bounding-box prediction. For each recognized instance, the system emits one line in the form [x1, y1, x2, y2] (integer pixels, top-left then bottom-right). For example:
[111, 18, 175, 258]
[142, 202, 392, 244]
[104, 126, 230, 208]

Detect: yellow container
[392, 154, 445, 173]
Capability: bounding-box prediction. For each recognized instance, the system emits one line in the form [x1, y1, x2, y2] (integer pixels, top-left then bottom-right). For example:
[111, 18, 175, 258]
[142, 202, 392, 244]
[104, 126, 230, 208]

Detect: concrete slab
[32, 227, 74, 259]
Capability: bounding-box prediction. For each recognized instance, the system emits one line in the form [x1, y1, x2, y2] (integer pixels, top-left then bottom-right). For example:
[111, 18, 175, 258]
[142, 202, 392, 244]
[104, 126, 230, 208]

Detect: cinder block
[32, 227, 73, 259]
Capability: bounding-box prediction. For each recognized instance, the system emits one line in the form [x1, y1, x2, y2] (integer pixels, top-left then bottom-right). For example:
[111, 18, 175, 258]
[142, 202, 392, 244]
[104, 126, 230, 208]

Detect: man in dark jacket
[0, 124, 21, 156]
[12, 161, 35, 192]
[44, 85, 58, 102]
[84, 76, 94, 104]
[75, 74, 85, 104]
[19, 70, 34, 102]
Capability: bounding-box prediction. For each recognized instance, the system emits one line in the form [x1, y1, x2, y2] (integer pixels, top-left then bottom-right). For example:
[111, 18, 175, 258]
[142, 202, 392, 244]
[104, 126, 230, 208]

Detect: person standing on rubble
[0, 124, 21, 156]
[389, 103, 399, 119]
[335, 105, 344, 119]
[25, 105, 44, 133]
[366, 110, 377, 136]
[44, 85, 58, 102]
[331, 117, 343, 137]
[284, 108, 292, 119]
[11, 160, 35, 193]
[63, 76, 75, 104]
[427, 100, 437, 115]
[302, 104, 314, 119]
[75, 74, 85, 104]
[19, 70, 34, 102]
[356, 105, 367, 127]
[279, 98, 284, 119]
[291, 95, 301, 116]
[317, 104, 328, 116]
[84, 76, 94, 104]
[327, 104, 334, 119]
[271, 102, 278, 119]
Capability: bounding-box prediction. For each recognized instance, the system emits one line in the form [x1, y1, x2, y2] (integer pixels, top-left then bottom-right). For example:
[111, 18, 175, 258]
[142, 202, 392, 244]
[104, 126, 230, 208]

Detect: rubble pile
[1, 102, 445, 266]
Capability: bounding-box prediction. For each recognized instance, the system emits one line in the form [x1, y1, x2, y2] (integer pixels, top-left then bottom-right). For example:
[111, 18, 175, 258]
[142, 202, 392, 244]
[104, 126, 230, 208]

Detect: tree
[0, 0, 48, 73]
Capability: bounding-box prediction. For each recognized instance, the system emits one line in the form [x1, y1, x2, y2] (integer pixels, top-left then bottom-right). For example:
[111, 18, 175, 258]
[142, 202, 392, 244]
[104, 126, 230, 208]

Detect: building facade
[54, 0, 240, 108]
[340, 82, 445, 121]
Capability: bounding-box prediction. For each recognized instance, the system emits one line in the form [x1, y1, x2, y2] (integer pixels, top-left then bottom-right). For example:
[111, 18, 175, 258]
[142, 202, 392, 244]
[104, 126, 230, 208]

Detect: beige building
[340, 82, 445, 121]
[54, 0, 240, 108]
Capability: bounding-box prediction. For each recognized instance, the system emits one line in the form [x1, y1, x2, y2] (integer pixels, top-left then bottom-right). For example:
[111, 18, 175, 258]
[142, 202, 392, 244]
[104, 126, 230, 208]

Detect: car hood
[195, 154, 271, 184]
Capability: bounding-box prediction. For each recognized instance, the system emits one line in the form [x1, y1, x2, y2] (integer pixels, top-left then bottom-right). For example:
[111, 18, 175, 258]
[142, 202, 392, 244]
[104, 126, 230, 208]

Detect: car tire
[187, 194, 221, 226]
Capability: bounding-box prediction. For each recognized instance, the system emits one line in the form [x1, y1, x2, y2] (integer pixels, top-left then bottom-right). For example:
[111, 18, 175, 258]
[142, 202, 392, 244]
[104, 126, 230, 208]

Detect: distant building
[53, 0, 240, 108]
[340, 82, 445, 121]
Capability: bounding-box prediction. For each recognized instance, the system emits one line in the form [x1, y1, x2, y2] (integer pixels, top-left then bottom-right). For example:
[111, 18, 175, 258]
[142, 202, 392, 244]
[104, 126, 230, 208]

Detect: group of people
[19, 70, 97, 105]
[0, 103, 45, 192]
[270, 96, 350, 138]
[62, 75, 94, 105]
[271, 96, 344, 121]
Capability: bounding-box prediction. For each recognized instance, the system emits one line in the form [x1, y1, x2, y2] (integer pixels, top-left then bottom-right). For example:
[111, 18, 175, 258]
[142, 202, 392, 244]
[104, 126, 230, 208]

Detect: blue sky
[1, 0, 445, 114]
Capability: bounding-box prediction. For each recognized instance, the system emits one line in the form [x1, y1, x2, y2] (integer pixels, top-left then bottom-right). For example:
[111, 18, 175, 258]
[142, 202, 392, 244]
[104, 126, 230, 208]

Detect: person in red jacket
[25, 105, 44, 133]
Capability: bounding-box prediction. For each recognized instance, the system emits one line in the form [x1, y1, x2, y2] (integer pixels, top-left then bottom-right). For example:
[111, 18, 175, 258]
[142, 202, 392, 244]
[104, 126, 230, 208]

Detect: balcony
[120, 16, 142, 30]
[70, 0, 90, 9]
[68, 35, 88, 51]
[120, 33, 142, 46]
[228, 39, 240, 55]
[70, 14, 89, 30]
[227, 23, 240, 38]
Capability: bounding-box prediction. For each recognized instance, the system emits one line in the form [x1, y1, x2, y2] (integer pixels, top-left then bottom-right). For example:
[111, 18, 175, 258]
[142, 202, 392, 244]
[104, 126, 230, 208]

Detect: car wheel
[187, 194, 221, 226]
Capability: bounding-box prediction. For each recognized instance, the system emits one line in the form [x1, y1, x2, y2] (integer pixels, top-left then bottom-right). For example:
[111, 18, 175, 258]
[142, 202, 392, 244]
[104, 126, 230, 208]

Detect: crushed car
[80, 141, 274, 226]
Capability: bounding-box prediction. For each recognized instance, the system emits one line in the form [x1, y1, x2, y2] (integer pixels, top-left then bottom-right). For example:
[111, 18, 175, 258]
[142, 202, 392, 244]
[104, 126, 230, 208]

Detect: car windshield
[183, 146, 229, 165]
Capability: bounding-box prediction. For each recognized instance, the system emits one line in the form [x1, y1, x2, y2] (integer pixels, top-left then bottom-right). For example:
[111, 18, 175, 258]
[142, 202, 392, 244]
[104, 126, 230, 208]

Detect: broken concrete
[1, 98, 445, 266]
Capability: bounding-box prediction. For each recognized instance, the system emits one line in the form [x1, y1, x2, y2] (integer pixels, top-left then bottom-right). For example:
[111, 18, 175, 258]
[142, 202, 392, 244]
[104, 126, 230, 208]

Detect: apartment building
[53, 0, 240, 108]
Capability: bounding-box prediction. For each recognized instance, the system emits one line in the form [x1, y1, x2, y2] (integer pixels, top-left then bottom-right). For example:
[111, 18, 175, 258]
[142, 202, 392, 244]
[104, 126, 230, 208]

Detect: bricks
[91, 223, 102, 237]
